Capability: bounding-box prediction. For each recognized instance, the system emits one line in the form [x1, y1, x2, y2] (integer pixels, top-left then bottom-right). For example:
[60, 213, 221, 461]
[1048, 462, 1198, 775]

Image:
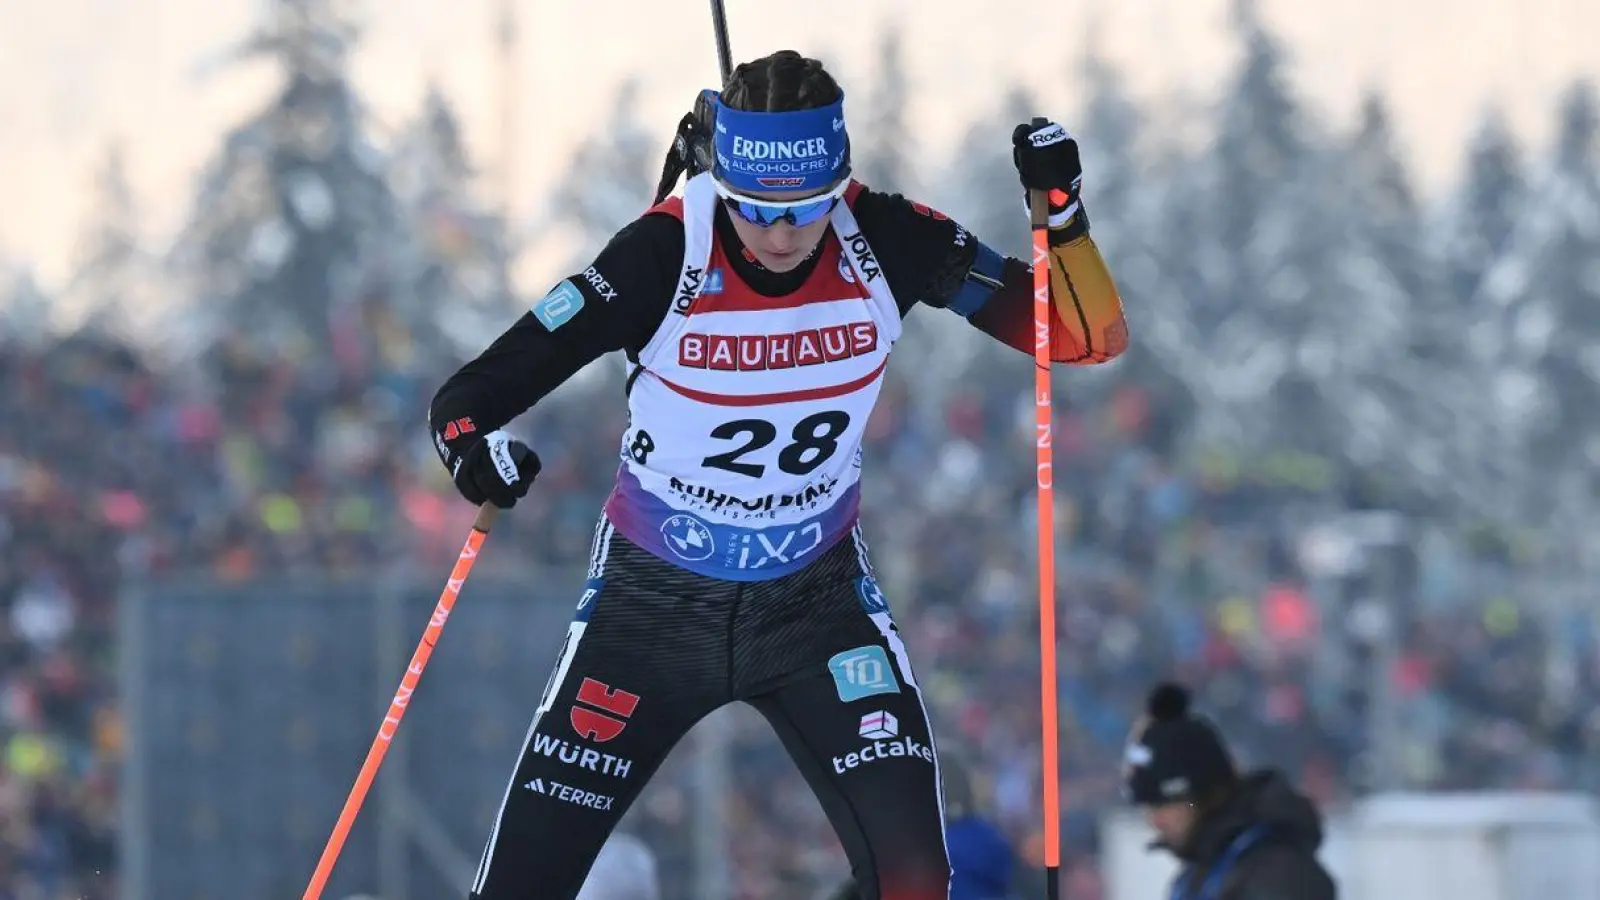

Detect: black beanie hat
[1122, 682, 1238, 806]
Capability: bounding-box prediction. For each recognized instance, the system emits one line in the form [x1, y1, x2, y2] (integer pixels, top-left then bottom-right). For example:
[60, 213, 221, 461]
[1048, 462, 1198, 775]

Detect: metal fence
[118, 567, 748, 900]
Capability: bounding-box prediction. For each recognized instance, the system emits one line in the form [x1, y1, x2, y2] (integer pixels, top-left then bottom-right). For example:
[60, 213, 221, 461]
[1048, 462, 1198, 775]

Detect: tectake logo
[832, 710, 934, 774]
[859, 709, 898, 739]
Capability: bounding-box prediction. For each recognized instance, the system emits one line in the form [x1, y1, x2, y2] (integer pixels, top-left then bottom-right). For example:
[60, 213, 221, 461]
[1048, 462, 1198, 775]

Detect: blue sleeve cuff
[945, 241, 1006, 318]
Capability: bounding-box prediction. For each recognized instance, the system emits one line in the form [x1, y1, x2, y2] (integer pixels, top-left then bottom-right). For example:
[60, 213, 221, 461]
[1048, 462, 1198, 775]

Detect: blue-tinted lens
[726, 196, 838, 228]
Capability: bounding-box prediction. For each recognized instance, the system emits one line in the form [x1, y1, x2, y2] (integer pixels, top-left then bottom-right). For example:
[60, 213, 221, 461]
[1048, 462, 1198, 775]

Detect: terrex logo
[581, 266, 618, 302]
[840, 232, 881, 283]
[569, 677, 639, 742]
[522, 777, 614, 811]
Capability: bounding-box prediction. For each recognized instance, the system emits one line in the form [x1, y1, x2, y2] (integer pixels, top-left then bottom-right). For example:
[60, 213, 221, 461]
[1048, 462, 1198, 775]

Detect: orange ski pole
[301, 502, 500, 900]
[1027, 116, 1063, 900]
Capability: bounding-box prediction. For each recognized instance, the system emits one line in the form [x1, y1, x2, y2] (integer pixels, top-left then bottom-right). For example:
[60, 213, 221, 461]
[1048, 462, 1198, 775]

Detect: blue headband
[711, 91, 850, 195]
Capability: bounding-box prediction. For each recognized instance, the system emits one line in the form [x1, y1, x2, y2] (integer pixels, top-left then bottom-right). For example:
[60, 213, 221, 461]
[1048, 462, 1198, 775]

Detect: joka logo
[522, 777, 615, 811]
[660, 513, 715, 561]
[673, 266, 704, 315]
[679, 322, 878, 371]
[840, 232, 882, 283]
[569, 677, 639, 743]
[831, 710, 934, 774]
[827, 645, 898, 702]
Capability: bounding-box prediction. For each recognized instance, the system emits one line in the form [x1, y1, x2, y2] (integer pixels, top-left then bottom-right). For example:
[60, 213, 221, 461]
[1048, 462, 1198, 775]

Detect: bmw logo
[660, 514, 716, 561]
[856, 575, 889, 614]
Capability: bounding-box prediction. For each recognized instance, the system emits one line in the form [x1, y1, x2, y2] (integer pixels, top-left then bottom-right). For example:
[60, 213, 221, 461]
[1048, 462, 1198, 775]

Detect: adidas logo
[522, 777, 615, 811]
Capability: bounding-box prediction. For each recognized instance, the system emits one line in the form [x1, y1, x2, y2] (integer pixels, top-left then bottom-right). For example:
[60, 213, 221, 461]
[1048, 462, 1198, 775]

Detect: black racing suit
[432, 186, 1124, 900]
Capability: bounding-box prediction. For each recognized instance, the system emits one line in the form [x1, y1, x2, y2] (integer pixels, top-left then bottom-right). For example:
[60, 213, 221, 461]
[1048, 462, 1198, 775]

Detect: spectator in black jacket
[1123, 683, 1336, 900]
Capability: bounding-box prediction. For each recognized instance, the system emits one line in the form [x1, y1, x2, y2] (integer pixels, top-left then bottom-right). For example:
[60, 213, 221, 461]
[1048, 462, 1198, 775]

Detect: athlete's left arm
[850, 188, 1128, 365]
[966, 208, 1128, 365]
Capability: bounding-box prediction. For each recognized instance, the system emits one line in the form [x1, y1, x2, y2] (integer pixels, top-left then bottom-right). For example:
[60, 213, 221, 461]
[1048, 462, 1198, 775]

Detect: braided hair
[651, 50, 845, 204]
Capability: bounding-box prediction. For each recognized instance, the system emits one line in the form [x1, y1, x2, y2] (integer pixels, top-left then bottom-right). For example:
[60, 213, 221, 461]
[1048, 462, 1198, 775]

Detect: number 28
[702, 410, 851, 478]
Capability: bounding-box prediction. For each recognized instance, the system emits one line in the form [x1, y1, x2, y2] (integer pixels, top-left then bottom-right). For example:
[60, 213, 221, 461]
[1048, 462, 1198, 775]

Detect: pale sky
[0, 0, 1595, 290]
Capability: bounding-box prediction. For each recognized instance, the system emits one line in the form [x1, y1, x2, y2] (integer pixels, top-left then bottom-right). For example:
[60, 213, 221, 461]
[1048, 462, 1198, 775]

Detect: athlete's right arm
[427, 211, 683, 453]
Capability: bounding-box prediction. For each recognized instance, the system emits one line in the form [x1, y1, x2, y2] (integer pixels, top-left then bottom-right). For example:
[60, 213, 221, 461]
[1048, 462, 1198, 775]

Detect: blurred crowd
[2, 311, 1598, 900]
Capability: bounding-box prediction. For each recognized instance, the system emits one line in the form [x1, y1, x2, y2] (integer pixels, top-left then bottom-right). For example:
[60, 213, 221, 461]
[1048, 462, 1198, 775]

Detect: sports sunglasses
[712, 179, 849, 228]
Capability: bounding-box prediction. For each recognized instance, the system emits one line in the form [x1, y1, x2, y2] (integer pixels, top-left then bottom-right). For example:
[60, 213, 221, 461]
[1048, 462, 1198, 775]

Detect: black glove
[1012, 120, 1085, 233]
[432, 418, 542, 509]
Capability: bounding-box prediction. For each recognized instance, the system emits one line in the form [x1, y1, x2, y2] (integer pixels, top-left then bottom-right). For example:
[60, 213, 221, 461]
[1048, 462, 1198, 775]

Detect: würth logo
[569, 677, 639, 743]
[679, 322, 878, 371]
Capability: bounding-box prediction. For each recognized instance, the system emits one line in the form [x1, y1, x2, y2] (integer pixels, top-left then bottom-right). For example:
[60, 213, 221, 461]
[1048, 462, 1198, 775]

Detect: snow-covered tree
[1159, 0, 1326, 453]
[64, 144, 163, 344]
[852, 30, 917, 197]
[170, 0, 405, 369]
[549, 76, 659, 272]
[390, 83, 515, 361]
[1398, 108, 1529, 516]
[1491, 82, 1600, 513]
[0, 267, 54, 347]
[947, 85, 1038, 259]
